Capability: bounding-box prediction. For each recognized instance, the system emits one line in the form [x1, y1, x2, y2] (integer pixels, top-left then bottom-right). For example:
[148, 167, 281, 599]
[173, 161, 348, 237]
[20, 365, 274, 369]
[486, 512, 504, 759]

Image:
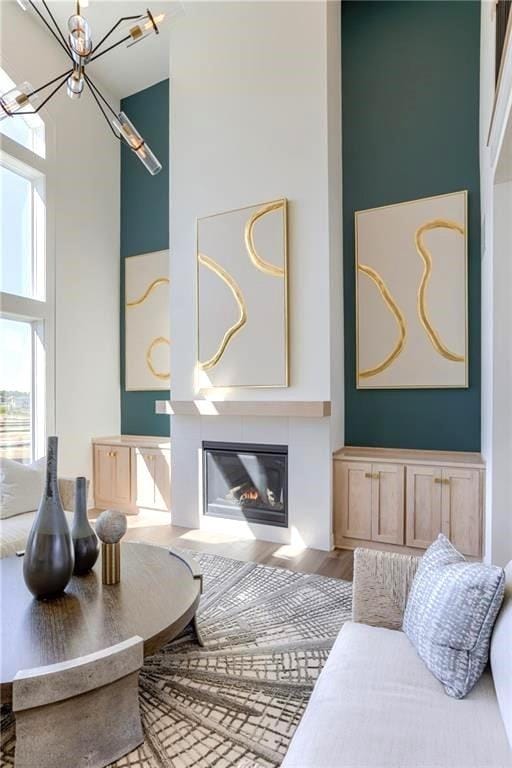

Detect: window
[0, 65, 52, 462]
[0, 68, 45, 157]
[0, 318, 32, 461]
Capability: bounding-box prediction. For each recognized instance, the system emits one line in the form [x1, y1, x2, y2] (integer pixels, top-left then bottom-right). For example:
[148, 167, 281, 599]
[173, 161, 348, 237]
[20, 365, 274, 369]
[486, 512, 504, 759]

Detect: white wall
[480, 0, 495, 562]
[327, 1, 344, 452]
[170, 0, 336, 403]
[169, 1, 342, 549]
[480, 0, 512, 566]
[490, 181, 512, 564]
[1, 2, 120, 481]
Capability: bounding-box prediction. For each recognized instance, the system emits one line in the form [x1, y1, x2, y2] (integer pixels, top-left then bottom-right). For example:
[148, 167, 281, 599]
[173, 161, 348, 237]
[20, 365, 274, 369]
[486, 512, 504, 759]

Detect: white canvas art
[125, 250, 170, 391]
[196, 199, 288, 389]
[356, 191, 468, 389]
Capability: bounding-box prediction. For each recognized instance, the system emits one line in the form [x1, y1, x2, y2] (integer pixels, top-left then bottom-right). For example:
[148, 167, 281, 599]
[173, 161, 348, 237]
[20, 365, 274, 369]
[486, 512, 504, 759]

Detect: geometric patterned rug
[0, 550, 352, 768]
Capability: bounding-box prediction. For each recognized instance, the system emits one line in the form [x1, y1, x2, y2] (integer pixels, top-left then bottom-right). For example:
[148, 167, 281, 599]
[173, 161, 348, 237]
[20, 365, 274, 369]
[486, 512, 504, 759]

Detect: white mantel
[168, 1, 343, 551]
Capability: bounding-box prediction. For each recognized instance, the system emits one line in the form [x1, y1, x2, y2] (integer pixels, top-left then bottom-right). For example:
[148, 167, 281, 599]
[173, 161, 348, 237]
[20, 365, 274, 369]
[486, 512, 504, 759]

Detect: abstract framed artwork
[355, 191, 468, 389]
[125, 250, 170, 391]
[196, 199, 288, 389]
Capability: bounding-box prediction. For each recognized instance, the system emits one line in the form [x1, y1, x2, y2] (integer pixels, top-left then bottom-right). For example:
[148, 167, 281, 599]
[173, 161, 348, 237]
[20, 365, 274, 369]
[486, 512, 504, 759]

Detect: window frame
[0, 88, 55, 461]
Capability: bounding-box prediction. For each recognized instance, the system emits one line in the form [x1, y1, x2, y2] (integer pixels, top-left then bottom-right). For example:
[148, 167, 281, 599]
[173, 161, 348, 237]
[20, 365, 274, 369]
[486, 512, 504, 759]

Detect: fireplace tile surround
[170, 414, 334, 550]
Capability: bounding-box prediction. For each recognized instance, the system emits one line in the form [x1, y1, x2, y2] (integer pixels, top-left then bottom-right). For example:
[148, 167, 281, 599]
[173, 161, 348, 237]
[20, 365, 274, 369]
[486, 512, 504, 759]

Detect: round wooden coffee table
[0, 542, 202, 703]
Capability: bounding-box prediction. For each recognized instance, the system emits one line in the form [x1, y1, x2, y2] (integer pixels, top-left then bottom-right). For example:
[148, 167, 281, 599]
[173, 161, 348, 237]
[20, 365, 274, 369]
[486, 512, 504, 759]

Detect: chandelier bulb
[127, 10, 165, 47]
[67, 70, 85, 100]
[68, 14, 93, 64]
[112, 112, 162, 175]
[0, 82, 38, 120]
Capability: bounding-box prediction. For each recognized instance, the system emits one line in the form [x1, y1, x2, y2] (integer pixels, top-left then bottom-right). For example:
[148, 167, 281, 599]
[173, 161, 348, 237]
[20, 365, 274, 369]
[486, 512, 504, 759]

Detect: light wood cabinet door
[441, 468, 481, 557]
[338, 461, 372, 541]
[406, 465, 442, 549]
[94, 445, 132, 509]
[371, 464, 404, 545]
[132, 448, 171, 511]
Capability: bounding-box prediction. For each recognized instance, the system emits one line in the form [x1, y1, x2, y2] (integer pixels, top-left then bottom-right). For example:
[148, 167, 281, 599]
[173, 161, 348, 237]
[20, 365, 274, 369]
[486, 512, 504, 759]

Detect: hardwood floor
[89, 509, 354, 581]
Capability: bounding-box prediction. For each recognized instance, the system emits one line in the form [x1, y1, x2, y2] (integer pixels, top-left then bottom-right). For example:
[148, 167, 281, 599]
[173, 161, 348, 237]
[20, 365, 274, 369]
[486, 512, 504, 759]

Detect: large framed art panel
[355, 191, 468, 389]
[125, 250, 170, 391]
[196, 199, 288, 390]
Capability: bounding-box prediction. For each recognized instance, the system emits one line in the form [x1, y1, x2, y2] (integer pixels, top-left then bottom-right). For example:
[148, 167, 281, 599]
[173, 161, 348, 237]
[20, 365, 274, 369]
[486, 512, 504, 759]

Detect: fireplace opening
[203, 441, 288, 527]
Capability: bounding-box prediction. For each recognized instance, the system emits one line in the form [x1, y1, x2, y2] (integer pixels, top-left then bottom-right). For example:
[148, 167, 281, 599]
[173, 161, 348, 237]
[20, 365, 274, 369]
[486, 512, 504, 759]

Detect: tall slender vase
[72, 476, 99, 575]
[23, 436, 74, 599]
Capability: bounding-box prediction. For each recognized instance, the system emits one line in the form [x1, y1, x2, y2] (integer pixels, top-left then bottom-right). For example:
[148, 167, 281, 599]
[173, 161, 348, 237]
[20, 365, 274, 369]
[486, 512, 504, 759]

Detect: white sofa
[0, 478, 75, 559]
[283, 548, 512, 768]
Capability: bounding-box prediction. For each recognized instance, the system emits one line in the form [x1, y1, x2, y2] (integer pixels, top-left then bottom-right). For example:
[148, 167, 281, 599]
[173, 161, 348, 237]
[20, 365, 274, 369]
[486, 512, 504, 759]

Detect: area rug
[0, 550, 352, 768]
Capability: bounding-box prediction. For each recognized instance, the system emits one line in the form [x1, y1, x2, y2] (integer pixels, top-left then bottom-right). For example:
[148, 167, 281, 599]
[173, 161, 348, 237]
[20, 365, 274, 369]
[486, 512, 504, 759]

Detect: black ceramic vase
[72, 476, 99, 575]
[23, 436, 74, 599]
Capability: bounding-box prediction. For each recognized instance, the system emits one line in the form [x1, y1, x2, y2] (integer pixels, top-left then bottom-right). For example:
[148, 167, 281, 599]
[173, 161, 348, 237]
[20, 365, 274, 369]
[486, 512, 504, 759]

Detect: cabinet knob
[365, 472, 379, 480]
[434, 477, 450, 485]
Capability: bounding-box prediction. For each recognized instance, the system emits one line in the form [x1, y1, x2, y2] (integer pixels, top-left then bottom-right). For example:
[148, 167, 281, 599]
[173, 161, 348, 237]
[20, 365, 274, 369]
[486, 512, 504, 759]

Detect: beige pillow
[0, 457, 45, 519]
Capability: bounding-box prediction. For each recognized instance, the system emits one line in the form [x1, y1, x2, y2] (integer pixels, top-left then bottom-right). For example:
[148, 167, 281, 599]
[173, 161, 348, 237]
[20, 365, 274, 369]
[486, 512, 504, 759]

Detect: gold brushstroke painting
[356, 191, 468, 389]
[196, 199, 288, 389]
[125, 250, 170, 391]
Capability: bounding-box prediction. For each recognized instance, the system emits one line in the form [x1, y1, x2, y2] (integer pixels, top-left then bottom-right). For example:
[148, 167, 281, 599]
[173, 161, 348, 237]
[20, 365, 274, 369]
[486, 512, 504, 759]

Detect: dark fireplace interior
[203, 442, 288, 527]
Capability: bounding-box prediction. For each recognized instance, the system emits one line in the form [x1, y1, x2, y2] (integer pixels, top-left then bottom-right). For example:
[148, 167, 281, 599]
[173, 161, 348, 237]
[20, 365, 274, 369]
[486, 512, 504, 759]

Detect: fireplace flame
[240, 488, 260, 502]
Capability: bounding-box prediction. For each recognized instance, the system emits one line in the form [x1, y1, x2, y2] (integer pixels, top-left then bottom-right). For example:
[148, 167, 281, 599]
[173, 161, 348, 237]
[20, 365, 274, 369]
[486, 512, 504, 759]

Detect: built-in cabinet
[334, 448, 484, 557]
[94, 444, 132, 510]
[337, 462, 404, 545]
[93, 436, 171, 513]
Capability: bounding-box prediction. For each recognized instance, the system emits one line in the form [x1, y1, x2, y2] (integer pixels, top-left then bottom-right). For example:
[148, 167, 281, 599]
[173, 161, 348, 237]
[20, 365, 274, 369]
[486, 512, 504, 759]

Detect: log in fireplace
[202, 441, 288, 527]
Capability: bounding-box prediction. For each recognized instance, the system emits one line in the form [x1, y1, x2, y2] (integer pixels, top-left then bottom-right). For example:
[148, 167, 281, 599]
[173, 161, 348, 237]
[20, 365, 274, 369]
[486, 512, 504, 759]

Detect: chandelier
[0, 1, 165, 175]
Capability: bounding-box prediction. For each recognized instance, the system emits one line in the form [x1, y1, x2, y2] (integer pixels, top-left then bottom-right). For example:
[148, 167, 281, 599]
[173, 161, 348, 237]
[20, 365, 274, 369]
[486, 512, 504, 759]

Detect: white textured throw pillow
[0, 457, 45, 519]
[403, 534, 505, 698]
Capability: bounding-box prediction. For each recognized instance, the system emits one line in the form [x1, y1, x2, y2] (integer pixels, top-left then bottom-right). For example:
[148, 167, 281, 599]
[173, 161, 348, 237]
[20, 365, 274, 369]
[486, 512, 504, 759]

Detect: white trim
[0, 137, 46, 175]
[0, 61, 56, 458]
[0, 293, 50, 320]
[488, 11, 512, 169]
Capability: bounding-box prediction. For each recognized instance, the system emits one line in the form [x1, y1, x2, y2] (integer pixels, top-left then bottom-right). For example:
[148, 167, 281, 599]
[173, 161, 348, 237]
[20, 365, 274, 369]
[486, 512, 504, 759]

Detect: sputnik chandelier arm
[91, 15, 145, 58]
[0, 0, 165, 175]
[84, 75, 120, 140]
[27, 0, 74, 60]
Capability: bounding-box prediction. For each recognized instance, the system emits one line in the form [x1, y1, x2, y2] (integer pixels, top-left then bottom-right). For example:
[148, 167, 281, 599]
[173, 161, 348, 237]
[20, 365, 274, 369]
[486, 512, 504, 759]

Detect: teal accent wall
[342, 1, 481, 451]
[120, 79, 170, 436]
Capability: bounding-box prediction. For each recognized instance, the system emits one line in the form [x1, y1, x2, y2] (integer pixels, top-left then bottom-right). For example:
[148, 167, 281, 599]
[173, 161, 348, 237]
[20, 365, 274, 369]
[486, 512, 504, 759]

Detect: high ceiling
[33, 1, 181, 98]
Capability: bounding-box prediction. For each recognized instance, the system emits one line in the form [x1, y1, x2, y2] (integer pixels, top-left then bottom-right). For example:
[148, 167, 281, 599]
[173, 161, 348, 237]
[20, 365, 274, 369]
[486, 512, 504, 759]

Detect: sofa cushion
[491, 561, 512, 750]
[0, 510, 74, 559]
[0, 457, 44, 519]
[403, 534, 505, 698]
[282, 621, 512, 768]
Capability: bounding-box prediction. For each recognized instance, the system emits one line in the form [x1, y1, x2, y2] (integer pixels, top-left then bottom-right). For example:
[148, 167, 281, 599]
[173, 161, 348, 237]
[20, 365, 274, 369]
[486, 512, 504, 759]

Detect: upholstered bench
[282, 548, 512, 768]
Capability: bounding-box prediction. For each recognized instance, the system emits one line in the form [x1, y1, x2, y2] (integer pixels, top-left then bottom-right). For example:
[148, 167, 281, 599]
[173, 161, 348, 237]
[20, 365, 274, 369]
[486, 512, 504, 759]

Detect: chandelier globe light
[0, 1, 165, 175]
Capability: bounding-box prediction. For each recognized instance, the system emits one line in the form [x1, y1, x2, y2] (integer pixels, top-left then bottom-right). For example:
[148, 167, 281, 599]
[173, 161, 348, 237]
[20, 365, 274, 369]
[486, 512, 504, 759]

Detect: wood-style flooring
[90, 509, 354, 581]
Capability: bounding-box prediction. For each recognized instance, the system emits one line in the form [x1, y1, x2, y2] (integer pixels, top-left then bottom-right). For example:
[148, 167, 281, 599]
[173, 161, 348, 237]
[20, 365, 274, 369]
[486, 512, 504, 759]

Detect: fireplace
[202, 442, 288, 527]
